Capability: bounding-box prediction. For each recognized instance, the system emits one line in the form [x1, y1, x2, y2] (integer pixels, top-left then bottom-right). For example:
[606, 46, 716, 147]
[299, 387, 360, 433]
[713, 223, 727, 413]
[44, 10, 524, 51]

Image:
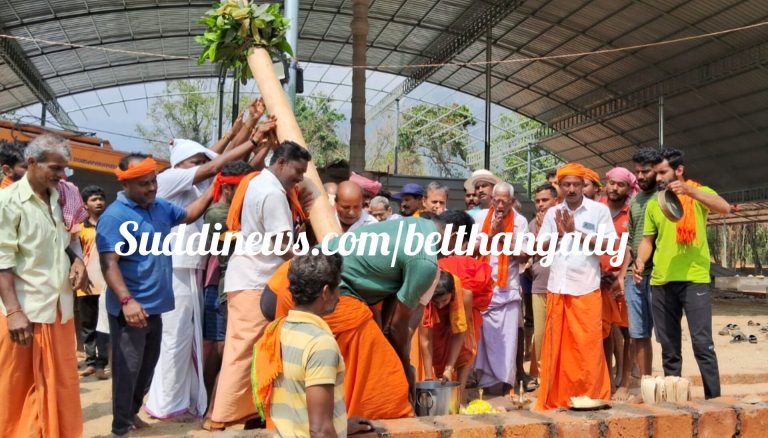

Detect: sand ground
[80, 293, 768, 437]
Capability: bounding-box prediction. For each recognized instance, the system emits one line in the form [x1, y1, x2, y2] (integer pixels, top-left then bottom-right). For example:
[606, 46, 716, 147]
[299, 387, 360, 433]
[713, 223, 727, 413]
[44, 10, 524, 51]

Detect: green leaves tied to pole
[195, 1, 293, 84]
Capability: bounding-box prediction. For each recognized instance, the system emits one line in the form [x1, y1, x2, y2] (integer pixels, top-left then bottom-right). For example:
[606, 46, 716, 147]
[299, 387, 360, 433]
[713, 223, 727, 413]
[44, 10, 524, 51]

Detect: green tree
[398, 103, 476, 177]
[136, 80, 224, 158]
[294, 94, 348, 168]
[367, 114, 424, 175]
[494, 113, 562, 197]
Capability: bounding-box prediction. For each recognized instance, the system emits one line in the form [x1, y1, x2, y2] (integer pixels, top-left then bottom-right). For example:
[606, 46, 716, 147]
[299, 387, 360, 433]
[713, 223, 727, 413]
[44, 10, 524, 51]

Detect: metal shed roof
[1, 0, 767, 195]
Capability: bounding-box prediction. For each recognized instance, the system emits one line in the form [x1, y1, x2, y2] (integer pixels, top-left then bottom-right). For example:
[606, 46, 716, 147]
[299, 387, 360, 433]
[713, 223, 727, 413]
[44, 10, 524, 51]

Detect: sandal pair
[718, 323, 740, 336]
[730, 332, 758, 344]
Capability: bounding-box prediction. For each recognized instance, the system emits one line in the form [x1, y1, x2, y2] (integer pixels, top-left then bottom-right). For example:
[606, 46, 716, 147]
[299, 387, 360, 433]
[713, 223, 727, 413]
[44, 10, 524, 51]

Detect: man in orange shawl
[253, 254, 374, 437]
[260, 215, 466, 420]
[412, 271, 473, 393]
[635, 148, 730, 399]
[431, 210, 494, 385]
[534, 163, 617, 410]
[472, 182, 529, 394]
[208, 141, 311, 430]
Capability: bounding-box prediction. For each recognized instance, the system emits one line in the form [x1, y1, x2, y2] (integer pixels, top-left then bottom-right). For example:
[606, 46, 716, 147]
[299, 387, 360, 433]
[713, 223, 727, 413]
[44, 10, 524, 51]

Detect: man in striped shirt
[254, 254, 373, 437]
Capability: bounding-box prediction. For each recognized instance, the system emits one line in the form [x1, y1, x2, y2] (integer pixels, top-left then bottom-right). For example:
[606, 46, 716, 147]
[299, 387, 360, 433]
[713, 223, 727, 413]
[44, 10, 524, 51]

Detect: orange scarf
[226, 171, 307, 232]
[421, 274, 466, 333]
[0, 176, 13, 189]
[114, 157, 157, 181]
[252, 316, 287, 425]
[676, 180, 702, 245]
[481, 208, 515, 288]
[212, 173, 247, 203]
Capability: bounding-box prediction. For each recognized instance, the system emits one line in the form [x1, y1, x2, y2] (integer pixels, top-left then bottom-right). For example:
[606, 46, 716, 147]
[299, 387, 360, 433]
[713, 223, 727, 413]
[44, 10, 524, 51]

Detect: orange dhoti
[211, 290, 267, 424]
[0, 311, 83, 438]
[534, 290, 611, 411]
[601, 286, 622, 338]
[274, 284, 412, 419]
[411, 307, 475, 382]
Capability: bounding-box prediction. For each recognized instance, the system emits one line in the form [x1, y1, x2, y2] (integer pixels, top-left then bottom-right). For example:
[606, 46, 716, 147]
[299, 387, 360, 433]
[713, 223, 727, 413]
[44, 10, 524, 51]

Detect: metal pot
[414, 381, 461, 416]
[657, 189, 683, 222]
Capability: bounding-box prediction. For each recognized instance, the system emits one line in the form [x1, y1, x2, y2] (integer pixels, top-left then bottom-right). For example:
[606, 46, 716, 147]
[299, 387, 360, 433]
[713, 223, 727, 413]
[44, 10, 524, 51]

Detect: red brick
[536, 410, 601, 438]
[430, 414, 497, 438]
[604, 410, 649, 438]
[737, 403, 768, 438]
[687, 400, 737, 438]
[466, 412, 550, 438]
[372, 418, 441, 438]
[631, 403, 693, 438]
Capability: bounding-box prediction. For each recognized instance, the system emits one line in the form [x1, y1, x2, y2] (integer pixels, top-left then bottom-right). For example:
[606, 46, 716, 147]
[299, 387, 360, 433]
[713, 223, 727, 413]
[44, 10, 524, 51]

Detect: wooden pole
[247, 48, 341, 240]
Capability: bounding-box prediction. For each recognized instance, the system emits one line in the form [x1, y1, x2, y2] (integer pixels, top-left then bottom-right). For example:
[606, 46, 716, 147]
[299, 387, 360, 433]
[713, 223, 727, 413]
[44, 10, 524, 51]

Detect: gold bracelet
[6, 308, 24, 318]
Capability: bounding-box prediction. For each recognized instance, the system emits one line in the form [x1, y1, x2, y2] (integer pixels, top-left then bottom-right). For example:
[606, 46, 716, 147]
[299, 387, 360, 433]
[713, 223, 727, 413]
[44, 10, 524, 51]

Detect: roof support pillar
[484, 26, 492, 170]
[349, 0, 368, 172]
[284, 0, 299, 110]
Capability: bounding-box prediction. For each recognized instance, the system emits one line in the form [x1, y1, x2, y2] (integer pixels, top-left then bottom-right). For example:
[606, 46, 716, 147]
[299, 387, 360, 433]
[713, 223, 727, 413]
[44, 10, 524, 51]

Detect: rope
[0, 20, 765, 70]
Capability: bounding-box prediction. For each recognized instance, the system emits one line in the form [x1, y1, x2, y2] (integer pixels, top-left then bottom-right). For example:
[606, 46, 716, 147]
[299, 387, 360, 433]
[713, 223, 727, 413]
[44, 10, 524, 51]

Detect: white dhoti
[474, 289, 521, 387]
[145, 268, 207, 418]
[96, 292, 110, 334]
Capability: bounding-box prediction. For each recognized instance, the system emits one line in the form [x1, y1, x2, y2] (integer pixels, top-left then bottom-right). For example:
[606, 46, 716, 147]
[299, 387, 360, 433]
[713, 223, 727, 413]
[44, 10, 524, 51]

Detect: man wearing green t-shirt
[624, 148, 661, 384]
[634, 148, 730, 399]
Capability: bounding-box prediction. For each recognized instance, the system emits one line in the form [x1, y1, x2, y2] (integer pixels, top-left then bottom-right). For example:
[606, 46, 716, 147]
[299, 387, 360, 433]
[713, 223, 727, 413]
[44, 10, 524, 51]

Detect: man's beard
[638, 180, 656, 191]
[608, 193, 627, 203]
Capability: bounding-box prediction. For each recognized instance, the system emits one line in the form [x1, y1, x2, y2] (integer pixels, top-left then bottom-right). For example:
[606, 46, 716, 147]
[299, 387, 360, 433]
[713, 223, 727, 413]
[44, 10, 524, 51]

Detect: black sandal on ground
[749, 335, 758, 344]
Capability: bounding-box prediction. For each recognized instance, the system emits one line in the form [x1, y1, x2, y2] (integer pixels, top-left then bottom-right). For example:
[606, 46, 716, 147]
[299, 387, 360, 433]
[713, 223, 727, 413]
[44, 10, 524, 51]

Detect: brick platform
[354, 397, 768, 438]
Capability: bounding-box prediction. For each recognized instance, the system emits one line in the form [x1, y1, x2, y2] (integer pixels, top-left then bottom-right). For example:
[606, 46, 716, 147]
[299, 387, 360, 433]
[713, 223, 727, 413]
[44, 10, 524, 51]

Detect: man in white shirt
[146, 123, 275, 420]
[335, 181, 378, 232]
[472, 182, 528, 393]
[210, 141, 311, 429]
[533, 163, 616, 410]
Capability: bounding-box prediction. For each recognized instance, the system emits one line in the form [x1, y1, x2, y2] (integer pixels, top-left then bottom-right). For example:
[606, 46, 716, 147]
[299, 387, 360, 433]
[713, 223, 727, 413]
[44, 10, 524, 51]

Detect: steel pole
[284, 0, 299, 109]
[394, 98, 400, 175]
[484, 26, 492, 170]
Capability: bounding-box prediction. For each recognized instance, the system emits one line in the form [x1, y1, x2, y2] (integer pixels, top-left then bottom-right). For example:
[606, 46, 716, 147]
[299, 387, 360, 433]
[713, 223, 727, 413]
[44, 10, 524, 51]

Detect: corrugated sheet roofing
[0, 0, 767, 193]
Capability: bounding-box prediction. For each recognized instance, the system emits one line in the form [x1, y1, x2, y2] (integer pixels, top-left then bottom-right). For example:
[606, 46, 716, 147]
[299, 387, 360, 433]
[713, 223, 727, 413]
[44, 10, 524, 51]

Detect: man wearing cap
[466, 169, 501, 218]
[146, 122, 276, 420]
[393, 183, 424, 217]
[534, 163, 617, 410]
[335, 180, 378, 232]
[472, 182, 528, 393]
[97, 153, 213, 436]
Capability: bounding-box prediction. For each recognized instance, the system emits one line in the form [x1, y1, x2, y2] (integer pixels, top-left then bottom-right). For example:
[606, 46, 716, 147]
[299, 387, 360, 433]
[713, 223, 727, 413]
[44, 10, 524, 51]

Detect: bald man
[336, 181, 378, 232]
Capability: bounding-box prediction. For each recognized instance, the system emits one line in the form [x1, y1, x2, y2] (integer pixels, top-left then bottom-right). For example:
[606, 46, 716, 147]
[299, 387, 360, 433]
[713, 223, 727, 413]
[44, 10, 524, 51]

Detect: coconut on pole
[196, 1, 340, 240]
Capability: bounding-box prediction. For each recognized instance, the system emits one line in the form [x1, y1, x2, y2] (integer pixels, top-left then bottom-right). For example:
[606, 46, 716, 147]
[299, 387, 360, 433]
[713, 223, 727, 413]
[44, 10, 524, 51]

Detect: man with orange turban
[582, 166, 602, 200]
[635, 148, 730, 400]
[97, 153, 213, 436]
[534, 162, 617, 410]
